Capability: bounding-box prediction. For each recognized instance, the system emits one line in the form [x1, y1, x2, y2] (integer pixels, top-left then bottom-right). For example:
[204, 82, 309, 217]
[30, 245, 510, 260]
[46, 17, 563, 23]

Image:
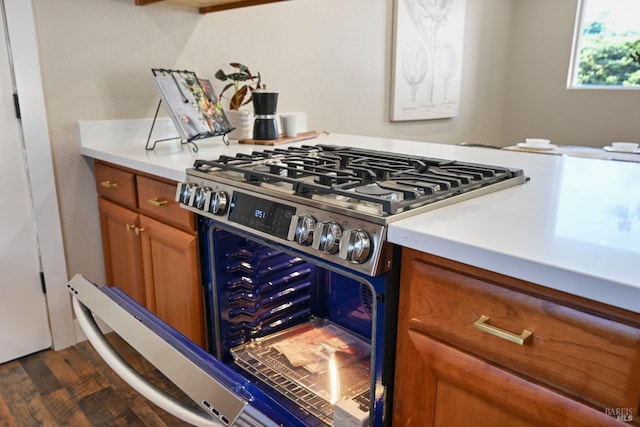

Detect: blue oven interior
[198, 217, 397, 426]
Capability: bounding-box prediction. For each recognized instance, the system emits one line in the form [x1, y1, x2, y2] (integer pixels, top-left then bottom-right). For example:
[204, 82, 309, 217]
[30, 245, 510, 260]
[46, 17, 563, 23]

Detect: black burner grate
[192, 145, 523, 215]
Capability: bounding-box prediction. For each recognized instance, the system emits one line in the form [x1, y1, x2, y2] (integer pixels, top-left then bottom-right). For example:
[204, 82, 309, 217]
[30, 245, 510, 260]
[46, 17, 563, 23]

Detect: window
[568, 0, 640, 89]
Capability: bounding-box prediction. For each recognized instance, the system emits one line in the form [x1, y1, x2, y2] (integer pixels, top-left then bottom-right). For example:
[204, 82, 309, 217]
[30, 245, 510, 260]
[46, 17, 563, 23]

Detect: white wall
[32, 0, 513, 284]
[504, 0, 640, 146]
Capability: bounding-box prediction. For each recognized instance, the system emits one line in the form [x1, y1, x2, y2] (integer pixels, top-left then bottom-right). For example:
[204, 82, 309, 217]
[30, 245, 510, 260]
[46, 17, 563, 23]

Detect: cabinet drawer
[95, 162, 137, 209]
[402, 254, 640, 412]
[137, 175, 194, 231]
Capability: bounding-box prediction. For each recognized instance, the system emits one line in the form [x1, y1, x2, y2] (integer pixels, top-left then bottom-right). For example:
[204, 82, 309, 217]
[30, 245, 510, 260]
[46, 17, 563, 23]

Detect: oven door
[67, 274, 304, 427]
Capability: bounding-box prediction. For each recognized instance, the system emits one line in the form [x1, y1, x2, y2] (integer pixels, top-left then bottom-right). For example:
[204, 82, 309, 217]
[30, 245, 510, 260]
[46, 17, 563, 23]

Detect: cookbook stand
[146, 68, 234, 152]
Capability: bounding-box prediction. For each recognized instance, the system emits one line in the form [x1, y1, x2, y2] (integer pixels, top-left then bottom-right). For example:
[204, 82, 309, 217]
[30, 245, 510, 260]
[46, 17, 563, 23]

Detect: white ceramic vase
[226, 110, 253, 140]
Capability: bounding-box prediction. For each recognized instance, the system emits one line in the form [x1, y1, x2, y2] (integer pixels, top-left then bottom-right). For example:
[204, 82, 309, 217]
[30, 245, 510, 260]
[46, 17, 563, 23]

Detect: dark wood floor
[0, 333, 196, 426]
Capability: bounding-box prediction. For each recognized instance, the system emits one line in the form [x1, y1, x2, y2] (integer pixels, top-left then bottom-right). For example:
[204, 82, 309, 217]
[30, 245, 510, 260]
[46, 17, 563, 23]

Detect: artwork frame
[390, 0, 467, 121]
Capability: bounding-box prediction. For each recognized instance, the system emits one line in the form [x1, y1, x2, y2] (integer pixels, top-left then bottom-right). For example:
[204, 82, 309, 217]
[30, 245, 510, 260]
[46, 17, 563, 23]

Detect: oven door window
[201, 222, 389, 426]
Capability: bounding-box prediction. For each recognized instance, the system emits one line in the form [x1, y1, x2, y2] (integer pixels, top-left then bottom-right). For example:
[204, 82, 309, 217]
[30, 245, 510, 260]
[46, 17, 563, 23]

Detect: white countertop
[79, 119, 640, 314]
[503, 143, 640, 162]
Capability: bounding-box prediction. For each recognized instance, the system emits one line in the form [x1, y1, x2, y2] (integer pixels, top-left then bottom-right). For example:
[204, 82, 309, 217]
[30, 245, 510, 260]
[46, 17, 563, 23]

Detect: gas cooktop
[186, 145, 526, 222]
[177, 145, 526, 275]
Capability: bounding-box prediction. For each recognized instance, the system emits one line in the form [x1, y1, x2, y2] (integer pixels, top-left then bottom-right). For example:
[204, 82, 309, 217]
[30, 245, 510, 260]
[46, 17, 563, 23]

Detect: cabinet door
[139, 214, 204, 347]
[400, 251, 640, 412]
[394, 249, 634, 426]
[94, 162, 137, 209]
[98, 198, 145, 305]
[393, 329, 623, 427]
[137, 175, 194, 232]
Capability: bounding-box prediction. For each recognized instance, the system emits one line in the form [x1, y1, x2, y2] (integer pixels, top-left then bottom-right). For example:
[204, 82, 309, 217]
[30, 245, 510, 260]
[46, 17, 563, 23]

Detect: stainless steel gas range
[178, 145, 526, 276]
[173, 145, 525, 425]
[68, 144, 526, 427]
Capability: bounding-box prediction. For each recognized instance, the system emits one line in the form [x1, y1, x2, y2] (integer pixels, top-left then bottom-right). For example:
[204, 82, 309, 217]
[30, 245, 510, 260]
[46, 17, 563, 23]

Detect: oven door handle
[72, 296, 222, 427]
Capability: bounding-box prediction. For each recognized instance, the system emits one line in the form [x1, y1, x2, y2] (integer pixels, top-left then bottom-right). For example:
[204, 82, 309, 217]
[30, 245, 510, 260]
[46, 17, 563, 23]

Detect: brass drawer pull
[100, 180, 119, 189]
[134, 227, 145, 236]
[474, 315, 533, 345]
[126, 224, 135, 232]
[148, 197, 169, 207]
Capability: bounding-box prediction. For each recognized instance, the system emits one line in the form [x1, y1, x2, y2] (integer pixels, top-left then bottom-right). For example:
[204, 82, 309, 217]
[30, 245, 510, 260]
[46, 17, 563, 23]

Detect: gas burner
[190, 145, 526, 217]
[354, 183, 397, 199]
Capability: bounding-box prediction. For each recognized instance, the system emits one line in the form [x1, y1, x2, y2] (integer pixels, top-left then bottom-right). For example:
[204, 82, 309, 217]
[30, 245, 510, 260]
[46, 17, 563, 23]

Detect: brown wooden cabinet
[94, 161, 205, 348]
[98, 197, 145, 305]
[139, 214, 202, 346]
[394, 248, 640, 426]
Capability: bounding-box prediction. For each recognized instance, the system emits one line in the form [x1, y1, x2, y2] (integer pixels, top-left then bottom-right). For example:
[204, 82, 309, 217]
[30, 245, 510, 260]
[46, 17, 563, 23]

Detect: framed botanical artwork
[390, 0, 467, 121]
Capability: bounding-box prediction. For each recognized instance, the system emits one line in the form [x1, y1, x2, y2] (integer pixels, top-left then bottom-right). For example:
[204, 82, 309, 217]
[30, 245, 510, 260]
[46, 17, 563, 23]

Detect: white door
[0, 3, 52, 363]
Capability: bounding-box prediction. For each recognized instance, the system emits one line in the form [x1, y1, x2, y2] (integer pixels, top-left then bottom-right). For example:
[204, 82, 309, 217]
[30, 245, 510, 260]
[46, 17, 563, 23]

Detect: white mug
[280, 114, 298, 138]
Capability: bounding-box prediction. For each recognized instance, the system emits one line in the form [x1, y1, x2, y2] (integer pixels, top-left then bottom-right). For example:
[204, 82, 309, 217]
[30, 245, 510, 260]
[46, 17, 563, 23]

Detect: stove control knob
[176, 183, 195, 205]
[293, 215, 316, 246]
[339, 230, 372, 264]
[194, 187, 211, 211]
[313, 222, 342, 254]
[210, 191, 228, 215]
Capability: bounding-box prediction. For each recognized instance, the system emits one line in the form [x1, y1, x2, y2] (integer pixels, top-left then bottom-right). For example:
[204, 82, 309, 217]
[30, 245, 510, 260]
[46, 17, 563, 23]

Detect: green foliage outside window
[577, 22, 640, 86]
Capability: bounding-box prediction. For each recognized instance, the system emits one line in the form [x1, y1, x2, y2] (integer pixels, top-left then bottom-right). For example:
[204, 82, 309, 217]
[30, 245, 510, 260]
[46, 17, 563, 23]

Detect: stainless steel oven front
[68, 190, 400, 427]
[190, 202, 400, 427]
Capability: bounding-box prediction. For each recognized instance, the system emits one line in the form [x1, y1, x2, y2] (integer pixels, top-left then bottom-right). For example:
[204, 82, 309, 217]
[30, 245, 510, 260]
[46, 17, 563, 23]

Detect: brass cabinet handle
[147, 197, 169, 207]
[473, 315, 533, 346]
[100, 180, 119, 189]
[126, 224, 145, 235]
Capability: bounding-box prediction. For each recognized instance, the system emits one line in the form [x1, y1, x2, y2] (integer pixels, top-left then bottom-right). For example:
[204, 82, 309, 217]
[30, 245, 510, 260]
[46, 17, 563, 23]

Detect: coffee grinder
[252, 90, 279, 140]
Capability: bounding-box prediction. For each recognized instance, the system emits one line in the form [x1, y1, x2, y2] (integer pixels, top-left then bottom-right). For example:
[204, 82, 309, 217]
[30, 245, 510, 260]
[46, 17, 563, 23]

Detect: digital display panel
[228, 192, 296, 239]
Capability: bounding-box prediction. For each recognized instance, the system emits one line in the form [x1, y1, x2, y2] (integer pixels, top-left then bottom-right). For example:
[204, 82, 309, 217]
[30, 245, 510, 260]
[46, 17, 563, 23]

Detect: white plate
[603, 146, 640, 154]
[517, 142, 557, 150]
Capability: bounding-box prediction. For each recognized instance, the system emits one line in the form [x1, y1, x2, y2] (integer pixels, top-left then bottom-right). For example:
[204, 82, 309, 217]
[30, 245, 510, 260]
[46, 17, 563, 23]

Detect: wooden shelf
[136, 0, 287, 14]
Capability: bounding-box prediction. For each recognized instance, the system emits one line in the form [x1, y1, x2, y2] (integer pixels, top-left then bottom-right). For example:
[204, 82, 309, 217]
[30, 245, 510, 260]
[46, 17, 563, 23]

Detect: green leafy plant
[214, 63, 264, 111]
[577, 37, 640, 86]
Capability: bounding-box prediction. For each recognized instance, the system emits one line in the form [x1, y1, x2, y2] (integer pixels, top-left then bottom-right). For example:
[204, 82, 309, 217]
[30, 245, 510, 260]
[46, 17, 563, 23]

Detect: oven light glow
[328, 351, 341, 404]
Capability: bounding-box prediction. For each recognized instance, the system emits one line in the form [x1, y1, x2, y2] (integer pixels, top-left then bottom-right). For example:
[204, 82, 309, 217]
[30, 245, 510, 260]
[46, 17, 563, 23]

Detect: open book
[152, 70, 232, 141]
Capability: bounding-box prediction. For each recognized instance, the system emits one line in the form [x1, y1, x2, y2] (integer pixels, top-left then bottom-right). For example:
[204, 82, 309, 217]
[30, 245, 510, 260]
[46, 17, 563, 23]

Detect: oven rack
[233, 352, 334, 425]
[233, 350, 370, 426]
[230, 319, 371, 425]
